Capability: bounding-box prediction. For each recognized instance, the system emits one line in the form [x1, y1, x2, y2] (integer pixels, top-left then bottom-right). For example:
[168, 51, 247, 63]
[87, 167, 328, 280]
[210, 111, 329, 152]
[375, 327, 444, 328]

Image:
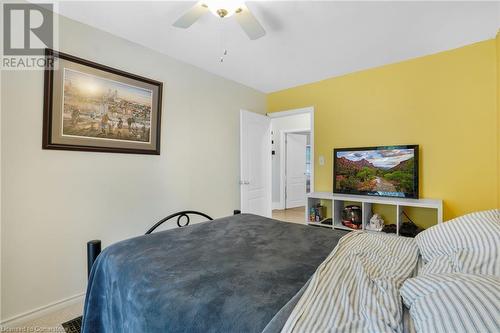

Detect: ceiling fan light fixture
[204, 0, 244, 18]
[173, 1, 265, 40]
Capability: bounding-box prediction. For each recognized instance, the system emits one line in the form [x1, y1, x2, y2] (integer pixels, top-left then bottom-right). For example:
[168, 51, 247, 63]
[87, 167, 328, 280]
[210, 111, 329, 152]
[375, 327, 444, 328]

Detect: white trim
[0, 292, 85, 327]
[239, 110, 244, 211]
[0, 67, 3, 328]
[268, 106, 315, 210]
[267, 107, 313, 119]
[272, 202, 282, 210]
[310, 109, 315, 193]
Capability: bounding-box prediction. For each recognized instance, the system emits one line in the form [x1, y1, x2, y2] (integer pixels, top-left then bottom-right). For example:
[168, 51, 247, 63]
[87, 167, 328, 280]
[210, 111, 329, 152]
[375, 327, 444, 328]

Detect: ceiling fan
[173, 1, 266, 40]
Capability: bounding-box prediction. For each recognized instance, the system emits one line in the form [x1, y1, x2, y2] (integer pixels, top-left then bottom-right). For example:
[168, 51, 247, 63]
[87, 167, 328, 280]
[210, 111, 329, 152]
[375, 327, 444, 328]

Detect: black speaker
[233, 210, 241, 215]
[87, 240, 101, 278]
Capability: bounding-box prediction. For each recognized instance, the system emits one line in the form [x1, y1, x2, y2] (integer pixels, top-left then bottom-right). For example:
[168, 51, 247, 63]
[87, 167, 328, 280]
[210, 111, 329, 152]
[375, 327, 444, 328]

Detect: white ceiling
[56, 1, 500, 93]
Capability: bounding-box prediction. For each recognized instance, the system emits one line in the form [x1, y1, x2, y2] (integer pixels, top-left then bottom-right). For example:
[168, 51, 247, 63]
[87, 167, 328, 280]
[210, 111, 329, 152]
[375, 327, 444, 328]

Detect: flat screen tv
[334, 145, 419, 199]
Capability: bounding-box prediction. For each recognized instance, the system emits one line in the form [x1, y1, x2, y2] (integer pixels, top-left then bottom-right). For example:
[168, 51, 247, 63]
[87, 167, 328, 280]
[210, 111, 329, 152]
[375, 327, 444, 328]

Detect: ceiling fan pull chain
[219, 20, 228, 63]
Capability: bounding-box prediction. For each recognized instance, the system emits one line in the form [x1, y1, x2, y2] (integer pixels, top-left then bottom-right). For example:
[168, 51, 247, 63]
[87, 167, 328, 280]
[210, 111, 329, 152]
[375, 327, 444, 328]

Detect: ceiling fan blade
[173, 2, 209, 29]
[234, 5, 266, 40]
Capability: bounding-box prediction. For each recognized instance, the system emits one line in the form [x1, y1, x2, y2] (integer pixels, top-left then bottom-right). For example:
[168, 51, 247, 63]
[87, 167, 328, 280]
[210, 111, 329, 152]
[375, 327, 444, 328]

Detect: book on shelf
[309, 204, 326, 223]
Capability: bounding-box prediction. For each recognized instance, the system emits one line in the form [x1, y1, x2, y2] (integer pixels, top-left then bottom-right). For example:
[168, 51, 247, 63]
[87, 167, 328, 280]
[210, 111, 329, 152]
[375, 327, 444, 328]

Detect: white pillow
[418, 255, 454, 275]
[415, 209, 500, 275]
[401, 273, 500, 333]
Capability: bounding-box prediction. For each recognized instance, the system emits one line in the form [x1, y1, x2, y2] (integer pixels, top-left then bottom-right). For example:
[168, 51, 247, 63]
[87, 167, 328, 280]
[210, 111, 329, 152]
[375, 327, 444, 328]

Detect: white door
[285, 133, 307, 208]
[240, 110, 272, 217]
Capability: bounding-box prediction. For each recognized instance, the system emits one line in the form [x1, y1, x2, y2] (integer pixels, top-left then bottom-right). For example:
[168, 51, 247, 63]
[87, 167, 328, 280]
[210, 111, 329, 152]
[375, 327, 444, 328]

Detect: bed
[83, 209, 499, 333]
[82, 213, 348, 333]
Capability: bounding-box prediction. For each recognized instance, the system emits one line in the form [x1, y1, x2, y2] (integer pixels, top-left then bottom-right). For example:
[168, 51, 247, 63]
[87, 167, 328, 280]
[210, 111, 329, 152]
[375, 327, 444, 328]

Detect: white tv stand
[306, 192, 443, 235]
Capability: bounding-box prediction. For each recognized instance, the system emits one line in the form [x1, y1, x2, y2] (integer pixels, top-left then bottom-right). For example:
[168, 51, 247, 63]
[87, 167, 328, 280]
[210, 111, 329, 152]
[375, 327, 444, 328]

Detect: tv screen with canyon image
[334, 145, 419, 199]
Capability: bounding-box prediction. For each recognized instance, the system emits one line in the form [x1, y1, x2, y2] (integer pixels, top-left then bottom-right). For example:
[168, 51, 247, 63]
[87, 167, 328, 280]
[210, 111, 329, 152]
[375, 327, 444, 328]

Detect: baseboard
[0, 292, 85, 327]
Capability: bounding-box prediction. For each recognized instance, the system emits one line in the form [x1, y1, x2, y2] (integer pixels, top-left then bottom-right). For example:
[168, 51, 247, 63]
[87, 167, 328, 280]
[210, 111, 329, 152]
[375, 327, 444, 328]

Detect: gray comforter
[82, 214, 346, 333]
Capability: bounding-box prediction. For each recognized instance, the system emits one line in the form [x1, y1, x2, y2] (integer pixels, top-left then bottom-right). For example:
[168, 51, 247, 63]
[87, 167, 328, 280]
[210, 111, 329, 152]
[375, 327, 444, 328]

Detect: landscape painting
[43, 49, 162, 154]
[62, 68, 153, 143]
[335, 148, 416, 197]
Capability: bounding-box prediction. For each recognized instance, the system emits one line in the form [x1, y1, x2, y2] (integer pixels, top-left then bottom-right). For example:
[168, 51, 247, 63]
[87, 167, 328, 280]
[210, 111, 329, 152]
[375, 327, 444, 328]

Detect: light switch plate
[319, 155, 325, 166]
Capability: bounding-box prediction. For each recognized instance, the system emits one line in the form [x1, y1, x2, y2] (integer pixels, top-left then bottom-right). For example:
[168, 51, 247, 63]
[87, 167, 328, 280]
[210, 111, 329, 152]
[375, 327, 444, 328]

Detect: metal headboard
[87, 210, 241, 277]
[145, 210, 213, 234]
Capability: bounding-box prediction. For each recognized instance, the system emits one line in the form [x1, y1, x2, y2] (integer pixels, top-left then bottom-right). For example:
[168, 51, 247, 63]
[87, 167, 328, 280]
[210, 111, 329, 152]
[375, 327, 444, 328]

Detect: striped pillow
[415, 209, 500, 275]
[401, 273, 500, 333]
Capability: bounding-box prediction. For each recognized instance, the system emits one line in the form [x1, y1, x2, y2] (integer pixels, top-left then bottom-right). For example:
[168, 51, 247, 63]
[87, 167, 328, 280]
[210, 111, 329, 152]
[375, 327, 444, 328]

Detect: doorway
[285, 132, 310, 208]
[271, 131, 310, 223]
[269, 107, 314, 224]
[239, 107, 314, 223]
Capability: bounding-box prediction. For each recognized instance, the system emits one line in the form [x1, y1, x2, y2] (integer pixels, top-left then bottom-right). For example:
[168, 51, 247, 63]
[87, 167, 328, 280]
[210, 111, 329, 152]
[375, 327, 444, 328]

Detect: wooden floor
[272, 206, 306, 224]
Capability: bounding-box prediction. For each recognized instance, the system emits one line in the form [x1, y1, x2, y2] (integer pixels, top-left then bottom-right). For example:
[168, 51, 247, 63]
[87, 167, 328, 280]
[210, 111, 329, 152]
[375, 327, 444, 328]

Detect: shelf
[309, 192, 442, 209]
[306, 192, 443, 236]
[307, 221, 333, 229]
[333, 223, 361, 232]
[306, 192, 333, 200]
[307, 217, 332, 229]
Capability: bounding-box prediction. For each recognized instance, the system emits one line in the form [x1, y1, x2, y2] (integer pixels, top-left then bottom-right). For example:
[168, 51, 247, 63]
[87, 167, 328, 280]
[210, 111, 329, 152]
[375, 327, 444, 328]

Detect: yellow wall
[268, 40, 498, 227]
[497, 32, 500, 209]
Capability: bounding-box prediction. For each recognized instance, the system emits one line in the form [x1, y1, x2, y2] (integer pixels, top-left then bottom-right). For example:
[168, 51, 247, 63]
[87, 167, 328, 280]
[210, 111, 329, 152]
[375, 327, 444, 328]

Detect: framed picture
[43, 49, 163, 154]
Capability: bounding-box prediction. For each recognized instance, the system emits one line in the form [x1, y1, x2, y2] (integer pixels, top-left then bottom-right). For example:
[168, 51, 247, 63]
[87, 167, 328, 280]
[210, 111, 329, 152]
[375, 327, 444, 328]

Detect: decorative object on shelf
[341, 205, 362, 229]
[399, 221, 424, 237]
[382, 224, 397, 234]
[399, 211, 424, 237]
[367, 213, 385, 231]
[310, 204, 326, 222]
[43, 49, 163, 155]
[381, 209, 425, 238]
[382, 221, 424, 238]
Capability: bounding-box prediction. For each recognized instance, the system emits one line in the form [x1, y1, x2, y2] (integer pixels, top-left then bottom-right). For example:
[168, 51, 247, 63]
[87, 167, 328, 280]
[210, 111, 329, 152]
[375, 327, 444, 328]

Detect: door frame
[283, 130, 310, 209]
[267, 107, 315, 210]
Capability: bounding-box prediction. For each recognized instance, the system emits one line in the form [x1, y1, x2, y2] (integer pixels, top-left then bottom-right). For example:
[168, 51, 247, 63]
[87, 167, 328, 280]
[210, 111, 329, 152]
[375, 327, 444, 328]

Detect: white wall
[271, 114, 310, 208]
[0, 15, 265, 322]
[0, 63, 3, 322]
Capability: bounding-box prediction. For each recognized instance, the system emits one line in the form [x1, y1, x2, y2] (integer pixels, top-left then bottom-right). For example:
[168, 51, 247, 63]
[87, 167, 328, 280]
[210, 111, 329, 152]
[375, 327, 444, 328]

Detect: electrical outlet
[319, 155, 325, 166]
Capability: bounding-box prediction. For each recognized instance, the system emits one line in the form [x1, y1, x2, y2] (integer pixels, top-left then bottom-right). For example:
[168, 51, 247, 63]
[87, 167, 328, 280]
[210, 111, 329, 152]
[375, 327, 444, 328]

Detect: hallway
[272, 206, 306, 224]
